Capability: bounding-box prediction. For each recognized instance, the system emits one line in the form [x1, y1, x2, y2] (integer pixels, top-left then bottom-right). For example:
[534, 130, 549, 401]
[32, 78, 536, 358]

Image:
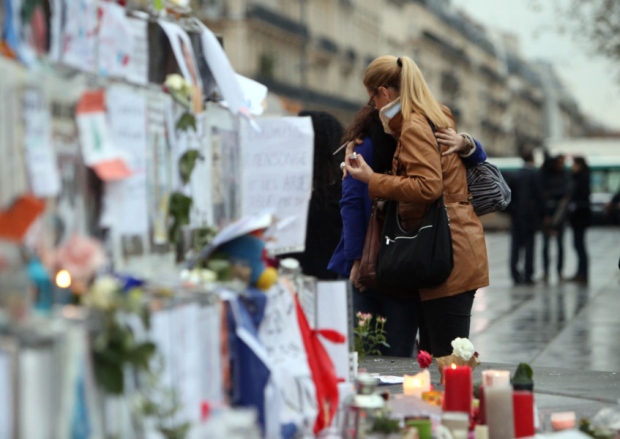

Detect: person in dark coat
[567, 156, 591, 284]
[508, 150, 546, 285]
[540, 154, 572, 282]
[280, 110, 344, 280]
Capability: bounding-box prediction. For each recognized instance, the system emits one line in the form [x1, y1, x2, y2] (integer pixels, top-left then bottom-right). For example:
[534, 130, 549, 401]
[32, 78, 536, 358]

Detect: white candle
[441, 411, 469, 432]
[403, 369, 431, 398]
[474, 425, 489, 439]
[485, 385, 515, 439]
[482, 369, 511, 388]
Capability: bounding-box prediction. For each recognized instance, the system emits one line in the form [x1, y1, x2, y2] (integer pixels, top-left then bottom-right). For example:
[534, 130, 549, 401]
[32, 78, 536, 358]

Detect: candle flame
[413, 378, 420, 386]
[56, 270, 72, 289]
[451, 363, 457, 370]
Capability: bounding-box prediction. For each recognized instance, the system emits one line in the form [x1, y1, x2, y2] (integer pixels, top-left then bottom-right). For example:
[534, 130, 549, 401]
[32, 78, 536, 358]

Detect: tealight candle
[551, 412, 576, 431]
[403, 369, 431, 398]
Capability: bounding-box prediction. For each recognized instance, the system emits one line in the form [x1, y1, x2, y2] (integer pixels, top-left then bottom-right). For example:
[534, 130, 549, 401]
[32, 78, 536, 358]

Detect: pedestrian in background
[344, 55, 489, 359]
[568, 156, 591, 284]
[540, 154, 572, 283]
[280, 110, 344, 280]
[507, 150, 545, 285]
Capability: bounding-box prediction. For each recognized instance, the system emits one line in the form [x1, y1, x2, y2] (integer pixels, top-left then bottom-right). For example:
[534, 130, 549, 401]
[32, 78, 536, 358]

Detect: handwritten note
[62, 0, 98, 72]
[126, 17, 149, 86]
[240, 117, 314, 254]
[258, 282, 318, 430]
[76, 90, 118, 166]
[97, 2, 132, 79]
[22, 88, 61, 197]
[104, 86, 149, 236]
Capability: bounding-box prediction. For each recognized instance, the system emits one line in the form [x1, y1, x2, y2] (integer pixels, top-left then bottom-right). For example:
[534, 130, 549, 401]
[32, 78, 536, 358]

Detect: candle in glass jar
[551, 412, 576, 431]
[482, 369, 511, 388]
[442, 364, 472, 414]
[485, 385, 515, 439]
[403, 369, 431, 398]
[513, 391, 535, 438]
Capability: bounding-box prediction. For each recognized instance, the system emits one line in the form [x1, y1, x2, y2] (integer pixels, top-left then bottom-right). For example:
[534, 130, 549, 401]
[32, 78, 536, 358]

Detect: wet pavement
[472, 227, 620, 372]
[363, 227, 620, 423]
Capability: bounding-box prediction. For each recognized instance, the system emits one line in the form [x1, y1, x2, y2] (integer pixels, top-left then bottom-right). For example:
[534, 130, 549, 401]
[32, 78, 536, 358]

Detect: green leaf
[512, 362, 534, 384]
[179, 149, 201, 185]
[175, 111, 196, 133]
[168, 192, 193, 243]
[127, 342, 157, 370]
[93, 360, 124, 394]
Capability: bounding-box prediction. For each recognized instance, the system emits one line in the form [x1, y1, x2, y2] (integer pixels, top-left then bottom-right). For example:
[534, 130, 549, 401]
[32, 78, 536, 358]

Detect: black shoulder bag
[375, 121, 454, 291]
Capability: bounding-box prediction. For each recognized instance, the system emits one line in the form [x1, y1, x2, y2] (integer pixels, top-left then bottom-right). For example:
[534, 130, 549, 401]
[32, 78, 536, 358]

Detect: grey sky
[452, 0, 620, 130]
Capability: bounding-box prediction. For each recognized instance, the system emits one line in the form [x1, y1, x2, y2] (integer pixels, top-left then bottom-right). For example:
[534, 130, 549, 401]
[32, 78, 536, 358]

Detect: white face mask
[379, 98, 402, 136]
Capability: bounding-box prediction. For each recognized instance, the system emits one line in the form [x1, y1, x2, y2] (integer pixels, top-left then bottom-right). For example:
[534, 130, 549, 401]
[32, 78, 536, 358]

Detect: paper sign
[76, 90, 120, 167]
[0, 194, 46, 242]
[22, 88, 61, 197]
[49, 0, 65, 62]
[0, 351, 13, 438]
[258, 283, 318, 430]
[126, 17, 149, 85]
[97, 2, 132, 79]
[316, 281, 350, 382]
[240, 117, 314, 254]
[104, 86, 149, 236]
[62, 0, 98, 72]
[194, 20, 246, 115]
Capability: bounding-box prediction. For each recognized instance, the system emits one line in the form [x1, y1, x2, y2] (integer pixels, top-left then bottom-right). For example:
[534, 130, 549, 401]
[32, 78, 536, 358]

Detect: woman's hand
[350, 260, 365, 292]
[434, 128, 470, 156]
[345, 153, 373, 184]
[341, 139, 364, 179]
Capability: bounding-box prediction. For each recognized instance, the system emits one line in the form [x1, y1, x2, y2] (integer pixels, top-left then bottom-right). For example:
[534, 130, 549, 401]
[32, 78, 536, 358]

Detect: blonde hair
[363, 55, 450, 128]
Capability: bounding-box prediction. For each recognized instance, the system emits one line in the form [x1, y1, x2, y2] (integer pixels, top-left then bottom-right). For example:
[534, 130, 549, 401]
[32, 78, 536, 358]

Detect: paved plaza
[472, 227, 620, 372]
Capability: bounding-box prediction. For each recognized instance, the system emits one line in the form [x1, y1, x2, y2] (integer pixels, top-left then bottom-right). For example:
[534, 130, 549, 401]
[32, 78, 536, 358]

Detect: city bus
[483, 140, 620, 230]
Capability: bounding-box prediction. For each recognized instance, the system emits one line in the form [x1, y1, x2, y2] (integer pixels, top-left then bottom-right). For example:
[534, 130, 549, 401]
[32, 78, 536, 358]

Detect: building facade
[195, 0, 586, 156]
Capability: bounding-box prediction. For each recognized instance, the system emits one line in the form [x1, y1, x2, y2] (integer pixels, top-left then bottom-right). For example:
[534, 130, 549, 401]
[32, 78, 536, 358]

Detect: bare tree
[530, 0, 620, 68]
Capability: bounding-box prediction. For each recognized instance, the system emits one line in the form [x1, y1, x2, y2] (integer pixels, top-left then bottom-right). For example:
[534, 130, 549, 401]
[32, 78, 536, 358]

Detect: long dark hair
[342, 105, 397, 174]
[299, 110, 344, 207]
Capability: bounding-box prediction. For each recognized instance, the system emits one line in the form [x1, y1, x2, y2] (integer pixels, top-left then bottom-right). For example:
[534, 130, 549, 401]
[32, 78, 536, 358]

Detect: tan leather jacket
[368, 106, 489, 301]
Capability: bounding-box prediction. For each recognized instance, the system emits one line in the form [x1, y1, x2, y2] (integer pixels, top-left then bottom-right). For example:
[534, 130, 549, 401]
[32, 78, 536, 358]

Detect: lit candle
[480, 369, 511, 426]
[551, 412, 575, 431]
[485, 385, 515, 439]
[482, 369, 511, 388]
[442, 364, 472, 414]
[405, 418, 431, 439]
[54, 269, 72, 304]
[403, 369, 431, 398]
[513, 391, 535, 438]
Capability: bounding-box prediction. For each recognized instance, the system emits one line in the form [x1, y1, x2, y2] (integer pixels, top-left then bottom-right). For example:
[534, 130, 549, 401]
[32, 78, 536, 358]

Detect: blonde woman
[345, 55, 489, 358]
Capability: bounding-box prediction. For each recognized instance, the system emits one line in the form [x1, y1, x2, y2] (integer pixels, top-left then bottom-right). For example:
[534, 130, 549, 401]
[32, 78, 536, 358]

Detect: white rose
[84, 276, 120, 311]
[165, 74, 185, 92]
[451, 337, 475, 361]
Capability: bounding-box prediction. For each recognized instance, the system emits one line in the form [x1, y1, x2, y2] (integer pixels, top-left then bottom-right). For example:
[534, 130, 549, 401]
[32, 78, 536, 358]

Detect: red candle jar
[442, 364, 473, 414]
[513, 391, 535, 438]
[478, 385, 486, 424]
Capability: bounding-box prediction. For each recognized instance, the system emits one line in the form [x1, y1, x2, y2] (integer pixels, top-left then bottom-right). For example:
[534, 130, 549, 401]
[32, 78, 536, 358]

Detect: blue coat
[328, 137, 487, 276]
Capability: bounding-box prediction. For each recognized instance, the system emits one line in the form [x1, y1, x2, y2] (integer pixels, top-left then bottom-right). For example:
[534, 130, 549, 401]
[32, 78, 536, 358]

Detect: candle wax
[442, 365, 473, 414]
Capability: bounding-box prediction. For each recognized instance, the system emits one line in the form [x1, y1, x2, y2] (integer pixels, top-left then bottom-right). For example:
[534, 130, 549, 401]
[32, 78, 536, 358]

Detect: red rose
[417, 350, 433, 368]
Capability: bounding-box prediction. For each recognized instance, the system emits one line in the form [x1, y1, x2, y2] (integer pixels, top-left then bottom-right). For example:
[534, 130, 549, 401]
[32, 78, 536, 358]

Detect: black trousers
[542, 223, 565, 276]
[572, 226, 588, 278]
[352, 287, 419, 357]
[417, 290, 476, 358]
[510, 224, 536, 282]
